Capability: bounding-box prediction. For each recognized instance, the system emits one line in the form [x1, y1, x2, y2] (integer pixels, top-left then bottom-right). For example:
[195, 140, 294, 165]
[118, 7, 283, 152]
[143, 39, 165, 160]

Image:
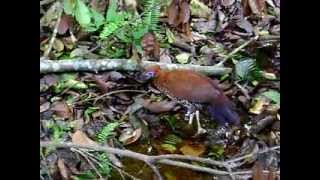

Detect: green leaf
[97, 122, 119, 144]
[75, 0, 91, 27]
[262, 90, 280, 106]
[63, 0, 76, 15]
[176, 53, 191, 64]
[166, 28, 175, 43]
[235, 58, 262, 81]
[91, 8, 105, 28]
[163, 134, 182, 145]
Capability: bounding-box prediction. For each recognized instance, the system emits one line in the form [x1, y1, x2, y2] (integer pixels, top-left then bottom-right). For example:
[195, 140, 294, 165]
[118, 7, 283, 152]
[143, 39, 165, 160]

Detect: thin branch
[40, 59, 232, 75]
[43, 2, 63, 57]
[40, 141, 279, 179]
[215, 36, 259, 67]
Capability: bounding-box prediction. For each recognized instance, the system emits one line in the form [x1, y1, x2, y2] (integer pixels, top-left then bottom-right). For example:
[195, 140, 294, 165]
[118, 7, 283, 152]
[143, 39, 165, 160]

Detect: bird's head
[139, 65, 161, 81]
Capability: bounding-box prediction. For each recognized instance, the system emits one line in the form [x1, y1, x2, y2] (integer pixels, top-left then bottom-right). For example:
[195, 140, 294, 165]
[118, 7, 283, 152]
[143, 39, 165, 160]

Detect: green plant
[234, 58, 262, 82]
[63, 0, 104, 31]
[97, 122, 119, 144]
[46, 121, 71, 142]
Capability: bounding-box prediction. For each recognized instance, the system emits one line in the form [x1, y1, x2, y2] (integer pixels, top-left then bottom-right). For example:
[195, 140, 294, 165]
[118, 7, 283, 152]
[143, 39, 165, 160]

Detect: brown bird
[140, 65, 240, 135]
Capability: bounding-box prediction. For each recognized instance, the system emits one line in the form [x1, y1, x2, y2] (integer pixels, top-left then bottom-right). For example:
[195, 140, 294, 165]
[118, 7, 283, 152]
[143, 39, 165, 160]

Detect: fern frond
[97, 122, 119, 144]
[142, 0, 161, 33]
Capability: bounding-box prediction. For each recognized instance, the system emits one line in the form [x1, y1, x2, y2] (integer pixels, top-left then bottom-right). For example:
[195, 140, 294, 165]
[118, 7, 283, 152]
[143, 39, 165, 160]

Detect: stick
[43, 2, 63, 57]
[40, 59, 232, 75]
[40, 141, 279, 179]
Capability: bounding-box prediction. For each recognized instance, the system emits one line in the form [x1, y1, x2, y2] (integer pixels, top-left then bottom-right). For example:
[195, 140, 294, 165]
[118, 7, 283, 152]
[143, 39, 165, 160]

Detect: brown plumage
[140, 65, 240, 125]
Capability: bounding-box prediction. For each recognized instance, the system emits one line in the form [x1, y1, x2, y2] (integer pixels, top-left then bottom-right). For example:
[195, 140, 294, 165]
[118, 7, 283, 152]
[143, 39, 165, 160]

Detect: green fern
[142, 0, 161, 33]
[235, 58, 262, 82]
[97, 122, 119, 144]
[99, 0, 130, 39]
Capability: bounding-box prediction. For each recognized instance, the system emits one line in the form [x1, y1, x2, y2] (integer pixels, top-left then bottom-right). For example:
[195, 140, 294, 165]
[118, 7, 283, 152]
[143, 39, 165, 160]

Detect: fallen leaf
[72, 130, 98, 146]
[119, 128, 142, 145]
[167, 0, 180, 27]
[166, 28, 176, 44]
[221, 0, 235, 7]
[141, 32, 160, 59]
[176, 52, 191, 64]
[53, 39, 65, 52]
[236, 18, 254, 34]
[190, 0, 211, 18]
[244, 0, 266, 16]
[70, 47, 90, 58]
[180, 143, 206, 156]
[40, 102, 50, 113]
[160, 50, 172, 64]
[143, 99, 177, 113]
[249, 96, 270, 114]
[51, 101, 72, 119]
[57, 158, 70, 180]
[58, 15, 73, 35]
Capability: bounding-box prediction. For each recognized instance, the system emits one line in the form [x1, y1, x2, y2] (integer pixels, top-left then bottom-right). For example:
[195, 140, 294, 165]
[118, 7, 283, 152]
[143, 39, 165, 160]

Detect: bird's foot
[195, 110, 207, 135]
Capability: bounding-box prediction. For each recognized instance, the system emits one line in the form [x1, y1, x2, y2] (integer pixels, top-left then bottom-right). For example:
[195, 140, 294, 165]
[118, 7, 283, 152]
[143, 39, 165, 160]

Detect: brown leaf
[72, 130, 98, 146]
[244, 0, 266, 16]
[221, 0, 235, 7]
[167, 0, 180, 26]
[143, 99, 177, 113]
[58, 15, 73, 35]
[141, 32, 160, 59]
[179, 142, 206, 156]
[160, 49, 172, 63]
[90, 74, 112, 93]
[178, 0, 191, 25]
[40, 102, 50, 113]
[119, 128, 142, 145]
[51, 101, 72, 119]
[57, 158, 70, 180]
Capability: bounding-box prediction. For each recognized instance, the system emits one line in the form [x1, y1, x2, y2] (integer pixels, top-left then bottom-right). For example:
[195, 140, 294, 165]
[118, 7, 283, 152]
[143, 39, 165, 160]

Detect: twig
[40, 141, 279, 179]
[43, 2, 63, 57]
[71, 148, 104, 179]
[40, 59, 232, 75]
[235, 82, 251, 100]
[94, 90, 148, 104]
[226, 146, 280, 165]
[215, 36, 259, 67]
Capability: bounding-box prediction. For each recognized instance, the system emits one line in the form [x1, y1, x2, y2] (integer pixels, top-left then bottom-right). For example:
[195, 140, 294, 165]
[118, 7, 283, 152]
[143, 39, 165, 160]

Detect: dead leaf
[90, 74, 112, 93]
[167, 0, 180, 27]
[143, 99, 177, 113]
[190, 0, 211, 18]
[40, 102, 50, 113]
[221, 0, 235, 7]
[40, 74, 59, 93]
[180, 142, 206, 156]
[141, 32, 160, 60]
[243, 0, 266, 16]
[236, 18, 254, 34]
[53, 39, 64, 52]
[249, 96, 270, 114]
[57, 158, 70, 180]
[51, 101, 72, 119]
[160, 49, 172, 63]
[176, 52, 191, 64]
[58, 15, 73, 35]
[119, 128, 142, 145]
[72, 130, 98, 146]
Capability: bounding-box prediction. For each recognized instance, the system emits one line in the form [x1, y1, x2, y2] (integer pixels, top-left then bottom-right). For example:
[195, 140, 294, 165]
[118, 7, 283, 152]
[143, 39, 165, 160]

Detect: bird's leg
[195, 110, 207, 135]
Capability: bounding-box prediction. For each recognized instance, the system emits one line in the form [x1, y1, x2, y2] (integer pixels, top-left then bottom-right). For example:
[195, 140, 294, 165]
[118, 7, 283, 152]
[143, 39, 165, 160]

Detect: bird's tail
[207, 101, 240, 126]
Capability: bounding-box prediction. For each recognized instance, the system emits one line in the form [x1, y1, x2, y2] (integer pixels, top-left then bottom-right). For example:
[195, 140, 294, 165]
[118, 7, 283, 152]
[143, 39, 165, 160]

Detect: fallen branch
[40, 59, 232, 75]
[40, 141, 279, 179]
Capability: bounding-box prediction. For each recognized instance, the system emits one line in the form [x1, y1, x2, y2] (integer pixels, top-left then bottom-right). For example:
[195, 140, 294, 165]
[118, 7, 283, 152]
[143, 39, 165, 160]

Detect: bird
[139, 65, 240, 135]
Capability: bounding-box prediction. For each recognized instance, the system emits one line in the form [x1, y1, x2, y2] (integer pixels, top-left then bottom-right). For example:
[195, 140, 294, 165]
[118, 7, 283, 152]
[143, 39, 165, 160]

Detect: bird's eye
[145, 71, 155, 77]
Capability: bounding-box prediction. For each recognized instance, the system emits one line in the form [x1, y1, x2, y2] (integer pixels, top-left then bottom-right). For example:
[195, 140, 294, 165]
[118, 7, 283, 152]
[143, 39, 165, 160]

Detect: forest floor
[40, 0, 280, 179]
